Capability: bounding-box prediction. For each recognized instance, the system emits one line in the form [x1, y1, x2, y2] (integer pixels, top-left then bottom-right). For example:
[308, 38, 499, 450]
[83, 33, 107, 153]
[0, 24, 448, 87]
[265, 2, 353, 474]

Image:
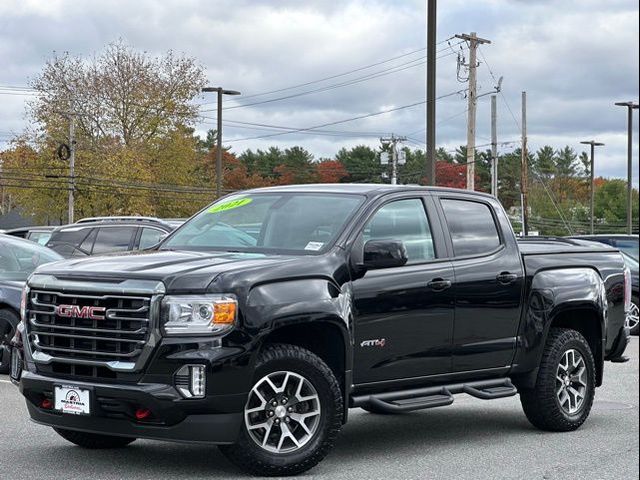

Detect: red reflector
[41, 399, 53, 409]
[135, 408, 151, 420]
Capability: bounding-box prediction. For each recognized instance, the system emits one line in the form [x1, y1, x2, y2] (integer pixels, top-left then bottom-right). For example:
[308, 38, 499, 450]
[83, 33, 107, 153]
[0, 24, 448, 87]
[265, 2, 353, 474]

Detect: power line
[225, 89, 468, 143]
[209, 47, 464, 112]
[204, 37, 457, 103]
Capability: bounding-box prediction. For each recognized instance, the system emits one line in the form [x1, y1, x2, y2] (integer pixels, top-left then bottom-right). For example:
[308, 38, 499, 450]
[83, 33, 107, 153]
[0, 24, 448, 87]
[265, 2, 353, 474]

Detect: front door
[352, 197, 455, 384]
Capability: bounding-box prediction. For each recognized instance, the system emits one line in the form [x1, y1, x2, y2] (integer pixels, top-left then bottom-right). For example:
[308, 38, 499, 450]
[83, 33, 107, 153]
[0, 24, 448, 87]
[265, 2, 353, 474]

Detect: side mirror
[363, 240, 408, 270]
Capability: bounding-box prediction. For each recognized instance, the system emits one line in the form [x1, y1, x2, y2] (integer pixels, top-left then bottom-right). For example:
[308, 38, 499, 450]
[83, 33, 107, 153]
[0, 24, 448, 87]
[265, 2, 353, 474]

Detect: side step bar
[351, 378, 517, 413]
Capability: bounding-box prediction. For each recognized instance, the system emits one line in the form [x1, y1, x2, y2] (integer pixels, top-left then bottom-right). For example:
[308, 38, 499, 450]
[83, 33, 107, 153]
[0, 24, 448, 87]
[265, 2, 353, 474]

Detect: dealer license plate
[54, 385, 91, 415]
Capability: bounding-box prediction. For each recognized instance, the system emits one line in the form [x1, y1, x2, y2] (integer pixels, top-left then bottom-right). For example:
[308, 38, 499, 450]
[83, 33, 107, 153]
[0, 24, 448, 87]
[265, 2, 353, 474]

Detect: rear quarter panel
[511, 251, 625, 376]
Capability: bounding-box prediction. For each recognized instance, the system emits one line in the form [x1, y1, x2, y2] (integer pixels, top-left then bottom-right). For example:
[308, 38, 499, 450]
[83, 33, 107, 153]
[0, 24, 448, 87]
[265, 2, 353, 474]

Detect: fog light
[41, 398, 53, 409]
[175, 365, 206, 398]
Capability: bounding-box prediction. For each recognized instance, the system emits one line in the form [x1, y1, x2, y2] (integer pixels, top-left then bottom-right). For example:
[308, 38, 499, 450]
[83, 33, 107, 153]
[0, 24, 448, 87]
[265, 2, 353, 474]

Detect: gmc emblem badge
[56, 304, 106, 320]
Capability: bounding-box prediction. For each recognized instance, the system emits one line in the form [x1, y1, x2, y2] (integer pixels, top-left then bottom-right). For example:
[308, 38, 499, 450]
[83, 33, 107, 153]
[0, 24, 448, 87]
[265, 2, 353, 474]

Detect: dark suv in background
[45, 217, 176, 258]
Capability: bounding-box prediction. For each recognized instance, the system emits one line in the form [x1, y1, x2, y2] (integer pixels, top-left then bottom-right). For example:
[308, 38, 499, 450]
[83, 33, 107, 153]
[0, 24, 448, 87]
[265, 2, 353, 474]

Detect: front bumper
[20, 371, 244, 444]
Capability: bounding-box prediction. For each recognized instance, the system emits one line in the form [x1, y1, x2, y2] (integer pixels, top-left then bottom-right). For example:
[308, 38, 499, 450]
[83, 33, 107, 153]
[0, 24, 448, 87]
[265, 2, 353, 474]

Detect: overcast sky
[0, 0, 638, 184]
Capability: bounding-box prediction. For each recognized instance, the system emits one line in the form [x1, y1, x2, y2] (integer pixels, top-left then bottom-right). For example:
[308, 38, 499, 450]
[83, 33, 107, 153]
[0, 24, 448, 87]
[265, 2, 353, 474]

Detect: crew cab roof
[243, 183, 496, 199]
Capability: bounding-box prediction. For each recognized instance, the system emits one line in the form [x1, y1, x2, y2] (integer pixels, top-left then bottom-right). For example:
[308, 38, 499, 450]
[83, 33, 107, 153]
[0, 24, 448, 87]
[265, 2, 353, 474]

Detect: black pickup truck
[11, 185, 631, 476]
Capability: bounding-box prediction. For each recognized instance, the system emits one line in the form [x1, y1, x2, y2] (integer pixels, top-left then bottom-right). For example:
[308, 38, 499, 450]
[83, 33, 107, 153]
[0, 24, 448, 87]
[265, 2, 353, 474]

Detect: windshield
[162, 193, 364, 254]
[0, 235, 63, 281]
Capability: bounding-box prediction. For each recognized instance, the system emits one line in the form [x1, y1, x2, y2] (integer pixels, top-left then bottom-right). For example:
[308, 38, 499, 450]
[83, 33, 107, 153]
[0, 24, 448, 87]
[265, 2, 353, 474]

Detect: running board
[352, 378, 517, 413]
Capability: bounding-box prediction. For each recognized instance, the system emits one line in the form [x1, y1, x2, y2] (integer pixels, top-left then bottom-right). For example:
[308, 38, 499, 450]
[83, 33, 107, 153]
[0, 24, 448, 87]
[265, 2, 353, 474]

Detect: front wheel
[0, 309, 18, 374]
[520, 328, 596, 432]
[219, 344, 343, 476]
[54, 428, 136, 448]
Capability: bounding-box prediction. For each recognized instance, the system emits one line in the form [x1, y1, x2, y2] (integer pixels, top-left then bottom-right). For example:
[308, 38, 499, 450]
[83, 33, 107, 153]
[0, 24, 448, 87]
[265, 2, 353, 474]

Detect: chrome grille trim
[25, 276, 164, 374]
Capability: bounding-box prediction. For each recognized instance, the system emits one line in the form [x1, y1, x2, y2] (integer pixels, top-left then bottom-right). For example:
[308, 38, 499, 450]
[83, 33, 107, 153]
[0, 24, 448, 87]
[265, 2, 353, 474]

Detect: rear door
[435, 194, 524, 372]
[352, 195, 455, 384]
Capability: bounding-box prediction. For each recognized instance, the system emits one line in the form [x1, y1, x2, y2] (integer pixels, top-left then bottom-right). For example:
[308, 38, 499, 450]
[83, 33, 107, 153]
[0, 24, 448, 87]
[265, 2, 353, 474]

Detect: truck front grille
[27, 290, 152, 372]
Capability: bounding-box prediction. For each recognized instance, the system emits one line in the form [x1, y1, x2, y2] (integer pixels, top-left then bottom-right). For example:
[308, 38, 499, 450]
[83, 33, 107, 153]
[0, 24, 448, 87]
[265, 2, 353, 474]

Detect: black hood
[33, 250, 300, 293]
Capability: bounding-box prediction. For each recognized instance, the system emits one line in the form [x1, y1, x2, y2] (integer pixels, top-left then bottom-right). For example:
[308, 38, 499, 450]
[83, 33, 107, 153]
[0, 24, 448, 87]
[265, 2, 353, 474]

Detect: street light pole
[615, 101, 639, 234]
[202, 86, 241, 198]
[580, 140, 605, 234]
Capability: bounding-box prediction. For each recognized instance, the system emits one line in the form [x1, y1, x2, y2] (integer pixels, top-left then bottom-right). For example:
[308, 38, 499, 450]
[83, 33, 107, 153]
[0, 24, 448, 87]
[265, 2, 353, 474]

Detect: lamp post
[202, 87, 241, 197]
[580, 140, 605, 234]
[614, 101, 639, 234]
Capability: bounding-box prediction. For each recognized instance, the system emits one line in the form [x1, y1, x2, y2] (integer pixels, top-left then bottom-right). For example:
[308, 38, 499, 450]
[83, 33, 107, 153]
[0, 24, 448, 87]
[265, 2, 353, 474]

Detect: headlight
[161, 295, 237, 335]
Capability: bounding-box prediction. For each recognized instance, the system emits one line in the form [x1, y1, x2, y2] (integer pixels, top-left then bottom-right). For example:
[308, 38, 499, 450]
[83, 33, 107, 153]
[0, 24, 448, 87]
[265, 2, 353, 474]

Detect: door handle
[427, 278, 452, 291]
[496, 272, 518, 285]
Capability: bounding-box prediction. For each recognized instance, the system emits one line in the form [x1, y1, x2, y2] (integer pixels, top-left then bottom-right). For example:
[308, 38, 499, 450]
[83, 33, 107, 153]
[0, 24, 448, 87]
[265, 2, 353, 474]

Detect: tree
[555, 146, 578, 177]
[534, 145, 556, 179]
[316, 160, 348, 183]
[2, 41, 209, 221]
[434, 161, 467, 189]
[30, 40, 206, 147]
[579, 151, 590, 177]
[336, 145, 381, 182]
[273, 147, 317, 184]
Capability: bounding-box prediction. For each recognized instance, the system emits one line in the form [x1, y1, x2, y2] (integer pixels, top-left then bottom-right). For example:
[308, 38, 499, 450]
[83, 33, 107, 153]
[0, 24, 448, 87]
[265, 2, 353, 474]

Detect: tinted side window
[441, 199, 501, 257]
[139, 228, 165, 249]
[363, 199, 435, 264]
[92, 227, 135, 254]
[47, 228, 91, 247]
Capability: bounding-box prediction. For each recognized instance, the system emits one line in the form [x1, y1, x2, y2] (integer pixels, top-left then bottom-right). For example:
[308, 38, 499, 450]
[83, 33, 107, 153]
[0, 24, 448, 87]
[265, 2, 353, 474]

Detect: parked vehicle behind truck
[11, 185, 630, 476]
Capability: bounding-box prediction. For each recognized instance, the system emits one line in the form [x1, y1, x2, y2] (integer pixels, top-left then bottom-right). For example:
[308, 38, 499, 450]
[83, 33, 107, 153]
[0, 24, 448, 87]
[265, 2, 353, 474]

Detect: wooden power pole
[521, 91, 528, 236]
[425, 0, 437, 186]
[455, 32, 491, 190]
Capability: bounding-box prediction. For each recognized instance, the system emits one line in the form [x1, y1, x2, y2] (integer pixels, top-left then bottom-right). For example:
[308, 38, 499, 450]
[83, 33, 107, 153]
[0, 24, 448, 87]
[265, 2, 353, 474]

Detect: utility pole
[455, 32, 491, 191]
[491, 94, 498, 197]
[615, 101, 639, 234]
[68, 116, 76, 223]
[201, 86, 241, 197]
[425, 0, 437, 185]
[380, 134, 407, 185]
[580, 140, 605, 234]
[521, 91, 528, 236]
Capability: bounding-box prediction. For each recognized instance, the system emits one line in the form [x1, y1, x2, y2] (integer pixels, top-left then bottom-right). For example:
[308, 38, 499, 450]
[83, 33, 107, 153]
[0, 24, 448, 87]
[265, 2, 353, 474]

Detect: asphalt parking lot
[1, 337, 637, 480]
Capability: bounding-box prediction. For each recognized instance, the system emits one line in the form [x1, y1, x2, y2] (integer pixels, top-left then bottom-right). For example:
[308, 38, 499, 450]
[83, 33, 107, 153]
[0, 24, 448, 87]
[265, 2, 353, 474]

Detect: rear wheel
[520, 328, 596, 431]
[219, 343, 343, 476]
[53, 428, 136, 449]
[0, 309, 18, 374]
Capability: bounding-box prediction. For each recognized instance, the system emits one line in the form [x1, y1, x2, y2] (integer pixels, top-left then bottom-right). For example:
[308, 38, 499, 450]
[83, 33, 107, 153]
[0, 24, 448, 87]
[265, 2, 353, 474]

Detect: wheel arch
[511, 267, 606, 388]
[257, 318, 352, 422]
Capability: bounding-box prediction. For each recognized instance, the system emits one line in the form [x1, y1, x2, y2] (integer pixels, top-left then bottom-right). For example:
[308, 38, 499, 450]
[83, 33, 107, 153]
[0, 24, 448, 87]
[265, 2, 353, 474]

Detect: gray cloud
[0, 0, 637, 184]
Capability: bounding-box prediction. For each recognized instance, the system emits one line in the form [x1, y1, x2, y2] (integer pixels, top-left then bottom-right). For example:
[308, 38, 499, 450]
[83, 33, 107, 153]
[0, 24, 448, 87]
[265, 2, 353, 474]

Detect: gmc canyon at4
[11, 185, 631, 476]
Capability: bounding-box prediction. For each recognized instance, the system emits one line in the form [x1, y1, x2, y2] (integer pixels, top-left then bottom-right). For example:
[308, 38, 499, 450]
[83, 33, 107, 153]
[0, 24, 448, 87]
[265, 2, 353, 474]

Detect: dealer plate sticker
[54, 385, 91, 415]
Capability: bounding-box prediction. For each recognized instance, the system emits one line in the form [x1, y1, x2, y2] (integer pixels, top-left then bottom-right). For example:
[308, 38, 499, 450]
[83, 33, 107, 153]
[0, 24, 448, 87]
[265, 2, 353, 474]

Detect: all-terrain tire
[0, 309, 18, 374]
[519, 328, 596, 432]
[53, 428, 136, 449]
[219, 343, 343, 476]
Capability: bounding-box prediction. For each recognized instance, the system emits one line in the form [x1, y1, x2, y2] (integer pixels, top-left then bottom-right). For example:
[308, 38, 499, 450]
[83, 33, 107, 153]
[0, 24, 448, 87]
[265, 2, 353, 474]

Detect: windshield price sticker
[304, 241, 324, 251]
[207, 197, 252, 214]
[54, 385, 91, 415]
